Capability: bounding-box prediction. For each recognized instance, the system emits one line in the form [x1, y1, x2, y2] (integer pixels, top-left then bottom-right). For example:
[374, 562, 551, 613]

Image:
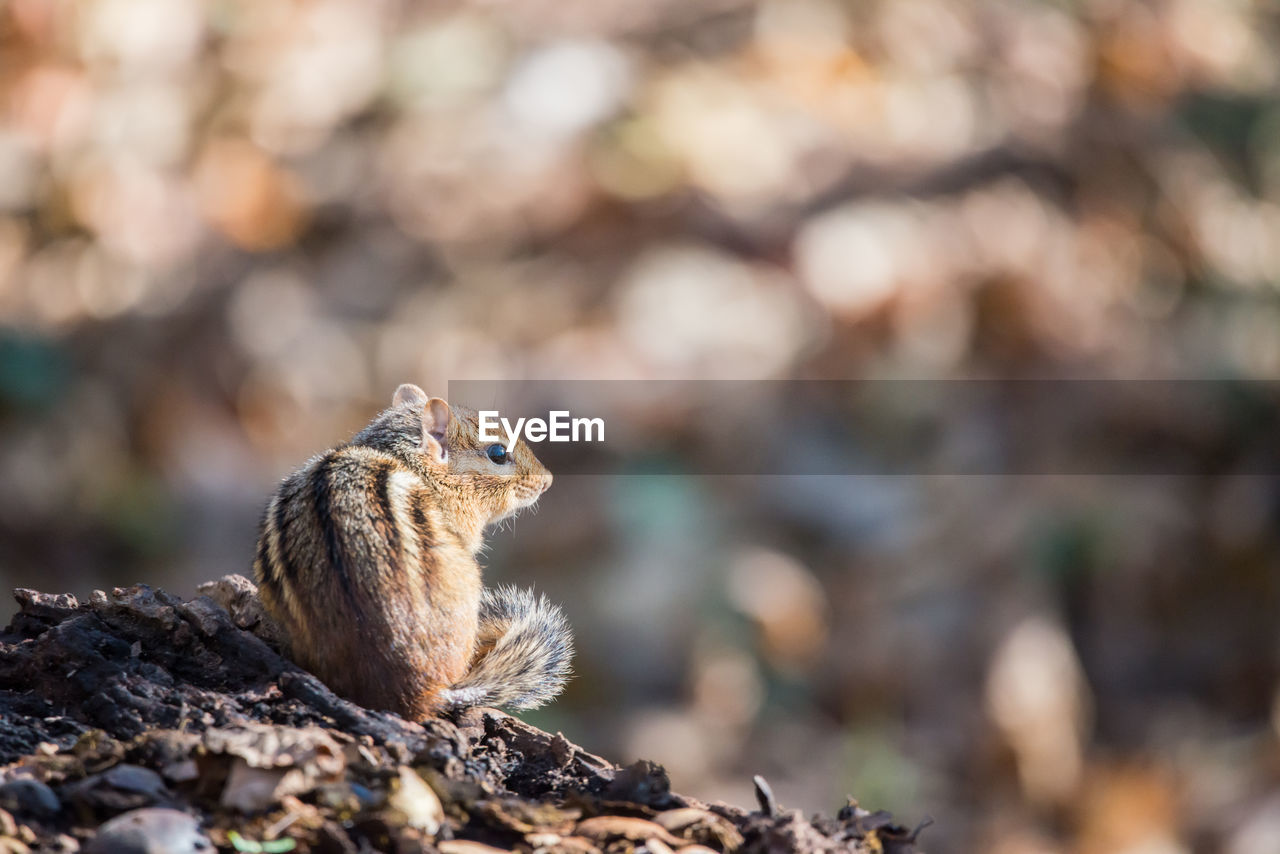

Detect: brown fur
[253, 384, 568, 719]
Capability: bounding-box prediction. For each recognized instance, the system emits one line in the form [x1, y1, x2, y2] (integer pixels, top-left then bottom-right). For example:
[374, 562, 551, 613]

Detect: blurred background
[1, 0, 1280, 851]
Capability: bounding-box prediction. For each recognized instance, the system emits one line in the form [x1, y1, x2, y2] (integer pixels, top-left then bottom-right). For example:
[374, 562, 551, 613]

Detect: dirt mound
[0, 580, 921, 853]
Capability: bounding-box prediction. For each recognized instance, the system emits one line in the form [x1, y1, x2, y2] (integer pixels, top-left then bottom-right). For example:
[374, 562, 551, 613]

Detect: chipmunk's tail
[441, 586, 574, 712]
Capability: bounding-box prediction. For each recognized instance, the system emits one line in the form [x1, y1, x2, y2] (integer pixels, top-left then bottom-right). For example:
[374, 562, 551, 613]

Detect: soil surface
[0, 579, 923, 853]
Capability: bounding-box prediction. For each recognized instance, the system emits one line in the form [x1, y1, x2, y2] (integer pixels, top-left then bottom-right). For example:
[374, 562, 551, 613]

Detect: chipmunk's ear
[420, 397, 451, 464]
[393, 383, 429, 408]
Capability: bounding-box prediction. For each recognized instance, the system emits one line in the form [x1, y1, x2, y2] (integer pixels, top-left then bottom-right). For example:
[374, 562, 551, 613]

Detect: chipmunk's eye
[485, 443, 509, 465]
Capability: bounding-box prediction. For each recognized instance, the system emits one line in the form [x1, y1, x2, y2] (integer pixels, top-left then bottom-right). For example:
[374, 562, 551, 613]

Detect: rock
[158, 761, 198, 784]
[103, 766, 167, 797]
[220, 762, 304, 814]
[603, 760, 671, 807]
[65, 765, 172, 812]
[386, 767, 443, 834]
[47, 834, 79, 852]
[0, 779, 60, 818]
[84, 808, 210, 854]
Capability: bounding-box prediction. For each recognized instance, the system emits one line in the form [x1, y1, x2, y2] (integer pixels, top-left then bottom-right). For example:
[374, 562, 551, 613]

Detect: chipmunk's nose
[539, 472, 553, 493]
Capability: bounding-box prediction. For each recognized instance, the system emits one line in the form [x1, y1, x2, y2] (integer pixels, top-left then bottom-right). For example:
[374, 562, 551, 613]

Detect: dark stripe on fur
[372, 461, 398, 551]
[410, 501, 432, 550]
[410, 499, 435, 596]
[371, 461, 401, 579]
[312, 453, 357, 605]
[253, 514, 273, 585]
[272, 484, 298, 587]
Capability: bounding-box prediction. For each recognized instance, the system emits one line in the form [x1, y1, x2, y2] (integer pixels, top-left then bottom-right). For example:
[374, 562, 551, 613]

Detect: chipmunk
[253, 383, 573, 720]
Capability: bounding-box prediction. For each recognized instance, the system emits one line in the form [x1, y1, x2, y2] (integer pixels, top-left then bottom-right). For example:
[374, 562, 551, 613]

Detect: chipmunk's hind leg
[441, 585, 574, 711]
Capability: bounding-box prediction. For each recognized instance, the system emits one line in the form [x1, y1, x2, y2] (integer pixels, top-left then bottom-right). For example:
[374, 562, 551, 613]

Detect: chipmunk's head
[365, 384, 552, 526]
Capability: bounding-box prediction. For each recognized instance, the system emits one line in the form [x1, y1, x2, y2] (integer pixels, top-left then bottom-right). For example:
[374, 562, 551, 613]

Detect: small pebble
[85, 808, 211, 854]
[49, 835, 80, 853]
[103, 766, 167, 797]
[348, 783, 379, 808]
[387, 767, 442, 834]
[525, 833, 560, 847]
[0, 779, 60, 818]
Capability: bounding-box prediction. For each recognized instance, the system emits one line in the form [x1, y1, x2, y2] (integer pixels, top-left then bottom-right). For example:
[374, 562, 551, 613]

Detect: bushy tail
[441, 586, 574, 712]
